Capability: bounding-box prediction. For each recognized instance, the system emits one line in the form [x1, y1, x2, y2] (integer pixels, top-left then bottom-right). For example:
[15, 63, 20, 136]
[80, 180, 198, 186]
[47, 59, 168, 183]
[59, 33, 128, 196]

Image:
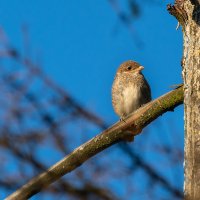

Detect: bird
[112, 60, 151, 120]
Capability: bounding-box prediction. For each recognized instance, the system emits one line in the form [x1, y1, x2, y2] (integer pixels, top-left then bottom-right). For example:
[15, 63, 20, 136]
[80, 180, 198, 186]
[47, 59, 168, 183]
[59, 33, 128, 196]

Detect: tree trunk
[169, 0, 200, 199]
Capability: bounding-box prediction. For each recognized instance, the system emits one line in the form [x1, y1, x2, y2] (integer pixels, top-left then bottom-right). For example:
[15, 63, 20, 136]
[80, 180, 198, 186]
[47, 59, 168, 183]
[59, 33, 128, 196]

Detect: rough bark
[168, 1, 200, 199]
[6, 86, 183, 200]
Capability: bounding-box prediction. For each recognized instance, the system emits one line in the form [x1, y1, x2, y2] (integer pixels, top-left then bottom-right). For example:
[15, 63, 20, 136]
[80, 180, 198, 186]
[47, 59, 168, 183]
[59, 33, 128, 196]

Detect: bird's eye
[127, 66, 132, 70]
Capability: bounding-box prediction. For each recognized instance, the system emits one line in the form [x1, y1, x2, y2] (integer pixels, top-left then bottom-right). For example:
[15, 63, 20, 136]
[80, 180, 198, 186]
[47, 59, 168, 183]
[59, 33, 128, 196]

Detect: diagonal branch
[6, 85, 183, 200]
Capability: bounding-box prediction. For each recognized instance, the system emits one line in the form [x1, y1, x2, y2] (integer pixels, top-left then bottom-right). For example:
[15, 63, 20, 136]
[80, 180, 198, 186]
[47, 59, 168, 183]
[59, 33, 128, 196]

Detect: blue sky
[0, 0, 184, 199]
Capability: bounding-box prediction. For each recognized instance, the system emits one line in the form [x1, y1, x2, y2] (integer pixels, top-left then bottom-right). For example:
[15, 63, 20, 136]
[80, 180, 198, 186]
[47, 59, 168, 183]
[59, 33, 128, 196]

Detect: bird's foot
[120, 117, 126, 123]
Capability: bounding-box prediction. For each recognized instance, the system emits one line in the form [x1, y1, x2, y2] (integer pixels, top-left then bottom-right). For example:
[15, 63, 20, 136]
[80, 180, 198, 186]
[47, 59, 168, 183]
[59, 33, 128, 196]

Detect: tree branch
[6, 85, 183, 200]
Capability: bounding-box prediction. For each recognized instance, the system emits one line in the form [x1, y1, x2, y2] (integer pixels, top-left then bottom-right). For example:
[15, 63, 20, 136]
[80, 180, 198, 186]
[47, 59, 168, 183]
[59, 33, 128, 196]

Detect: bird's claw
[120, 117, 126, 123]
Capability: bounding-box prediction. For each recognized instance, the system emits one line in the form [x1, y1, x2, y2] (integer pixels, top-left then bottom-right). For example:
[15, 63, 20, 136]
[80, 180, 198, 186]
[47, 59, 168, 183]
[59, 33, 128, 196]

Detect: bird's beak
[137, 66, 144, 72]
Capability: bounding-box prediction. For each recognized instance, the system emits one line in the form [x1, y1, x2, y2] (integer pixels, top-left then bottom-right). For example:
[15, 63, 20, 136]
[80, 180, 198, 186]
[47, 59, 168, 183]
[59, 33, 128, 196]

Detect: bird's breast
[122, 85, 140, 115]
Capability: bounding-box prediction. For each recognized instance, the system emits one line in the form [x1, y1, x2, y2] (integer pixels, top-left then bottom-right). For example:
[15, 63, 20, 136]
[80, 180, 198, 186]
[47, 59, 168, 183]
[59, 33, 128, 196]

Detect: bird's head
[117, 60, 144, 75]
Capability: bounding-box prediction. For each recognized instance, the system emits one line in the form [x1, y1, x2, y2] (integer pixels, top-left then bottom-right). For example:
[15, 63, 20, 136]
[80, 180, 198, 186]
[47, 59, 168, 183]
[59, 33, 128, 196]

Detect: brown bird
[112, 60, 151, 120]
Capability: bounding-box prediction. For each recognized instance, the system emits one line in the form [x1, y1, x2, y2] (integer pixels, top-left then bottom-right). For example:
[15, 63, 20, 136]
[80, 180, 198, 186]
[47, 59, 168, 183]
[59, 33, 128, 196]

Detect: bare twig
[119, 143, 183, 198]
